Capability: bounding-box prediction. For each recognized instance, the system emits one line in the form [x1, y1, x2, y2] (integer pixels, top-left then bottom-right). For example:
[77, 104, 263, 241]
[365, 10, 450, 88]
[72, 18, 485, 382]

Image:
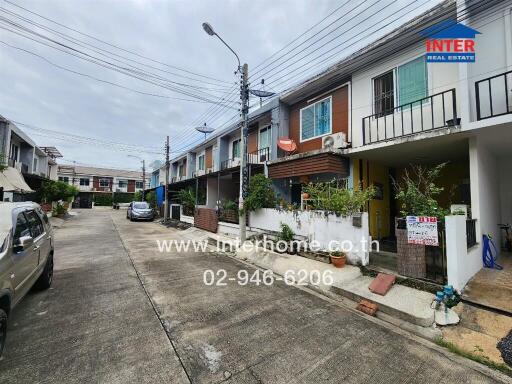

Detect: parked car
[126, 201, 154, 221]
[0, 202, 54, 356]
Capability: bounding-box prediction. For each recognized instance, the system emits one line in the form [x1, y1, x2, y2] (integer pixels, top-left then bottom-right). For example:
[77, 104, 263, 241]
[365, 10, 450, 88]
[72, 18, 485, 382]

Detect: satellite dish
[195, 123, 215, 141]
[195, 123, 215, 134]
[249, 89, 275, 98]
[277, 137, 297, 154]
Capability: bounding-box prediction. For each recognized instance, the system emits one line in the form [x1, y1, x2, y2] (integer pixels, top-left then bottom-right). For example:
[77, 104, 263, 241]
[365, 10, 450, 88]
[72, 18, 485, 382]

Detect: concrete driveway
[0, 209, 508, 383]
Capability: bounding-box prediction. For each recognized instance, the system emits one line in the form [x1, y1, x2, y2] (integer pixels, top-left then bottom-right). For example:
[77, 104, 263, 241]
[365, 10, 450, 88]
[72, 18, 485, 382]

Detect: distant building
[57, 165, 149, 208]
[0, 116, 60, 201]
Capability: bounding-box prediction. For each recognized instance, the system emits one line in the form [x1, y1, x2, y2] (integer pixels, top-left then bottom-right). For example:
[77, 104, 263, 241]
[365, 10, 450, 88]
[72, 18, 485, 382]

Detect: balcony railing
[248, 147, 270, 164]
[475, 70, 512, 120]
[220, 157, 240, 171]
[362, 89, 458, 145]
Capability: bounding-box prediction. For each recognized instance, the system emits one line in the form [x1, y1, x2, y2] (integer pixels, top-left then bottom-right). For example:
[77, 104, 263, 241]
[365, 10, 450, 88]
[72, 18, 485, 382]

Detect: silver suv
[0, 202, 54, 356]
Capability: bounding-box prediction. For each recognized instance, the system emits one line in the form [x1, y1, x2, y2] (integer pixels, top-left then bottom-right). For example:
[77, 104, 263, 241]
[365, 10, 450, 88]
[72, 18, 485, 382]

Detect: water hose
[482, 234, 503, 270]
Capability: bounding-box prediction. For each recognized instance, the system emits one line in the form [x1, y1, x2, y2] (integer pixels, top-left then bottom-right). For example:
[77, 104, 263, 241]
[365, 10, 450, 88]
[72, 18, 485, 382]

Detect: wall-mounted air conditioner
[322, 132, 347, 149]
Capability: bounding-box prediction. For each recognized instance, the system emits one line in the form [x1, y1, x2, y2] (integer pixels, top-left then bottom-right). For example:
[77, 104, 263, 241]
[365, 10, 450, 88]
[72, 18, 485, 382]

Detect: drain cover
[497, 330, 512, 366]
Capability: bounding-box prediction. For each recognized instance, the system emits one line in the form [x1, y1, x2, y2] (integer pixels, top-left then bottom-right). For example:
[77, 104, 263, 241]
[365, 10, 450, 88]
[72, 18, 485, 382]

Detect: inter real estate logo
[422, 20, 480, 63]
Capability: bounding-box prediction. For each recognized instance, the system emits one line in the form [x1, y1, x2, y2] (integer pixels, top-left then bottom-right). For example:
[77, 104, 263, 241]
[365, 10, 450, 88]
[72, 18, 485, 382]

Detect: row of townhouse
[57, 165, 148, 208]
[0, 116, 62, 201]
[154, 1, 512, 289]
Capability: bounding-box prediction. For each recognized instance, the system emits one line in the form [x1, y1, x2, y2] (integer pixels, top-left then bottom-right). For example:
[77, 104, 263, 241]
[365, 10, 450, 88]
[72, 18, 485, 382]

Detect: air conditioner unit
[322, 133, 347, 149]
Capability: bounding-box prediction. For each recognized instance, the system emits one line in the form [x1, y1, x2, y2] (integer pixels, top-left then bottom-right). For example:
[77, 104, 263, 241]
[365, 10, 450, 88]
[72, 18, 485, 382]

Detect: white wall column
[445, 215, 468, 291]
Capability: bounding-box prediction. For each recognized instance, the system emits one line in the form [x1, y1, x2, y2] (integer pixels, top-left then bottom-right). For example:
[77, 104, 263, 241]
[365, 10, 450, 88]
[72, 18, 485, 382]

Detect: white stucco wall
[351, 43, 459, 148]
[249, 209, 370, 265]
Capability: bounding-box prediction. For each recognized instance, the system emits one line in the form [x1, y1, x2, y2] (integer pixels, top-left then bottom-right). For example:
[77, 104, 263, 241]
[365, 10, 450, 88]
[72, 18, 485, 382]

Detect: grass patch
[435, 337, 512, 377]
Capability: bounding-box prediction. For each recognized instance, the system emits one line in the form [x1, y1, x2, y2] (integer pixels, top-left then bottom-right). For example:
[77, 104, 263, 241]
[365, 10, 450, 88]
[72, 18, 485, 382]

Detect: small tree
[145, 191, 156, 208]
[41, 180, 79, 203]
[177, 188, 196, 215]
[242, 174, 276, 214]
[392, 162, 449, 219]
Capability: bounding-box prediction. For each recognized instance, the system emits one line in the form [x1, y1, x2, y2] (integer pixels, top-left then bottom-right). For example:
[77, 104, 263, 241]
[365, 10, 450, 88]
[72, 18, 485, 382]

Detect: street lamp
[128, 154, 146, 201]
[202, 21, 248, 242]
[202, 22, 274, 243]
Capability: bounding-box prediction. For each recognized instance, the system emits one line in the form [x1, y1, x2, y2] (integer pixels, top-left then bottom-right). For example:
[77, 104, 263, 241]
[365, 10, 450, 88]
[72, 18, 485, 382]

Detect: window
[198, 154, 205, 170]
[99, 178, 110, 187]
[373, 56, 428, 115]
[136, 181, 143, 189]
[14, 213, 31, 244]
[25, 210, 44, 238]
[259, 126, 271, 150]
[79, 178, 89, 186]
[398, 56, 427, 106]
[374, 71, 395, 116]
[33, 158, 38, 173]
[134, 202, 149, 209]
[9, 143, 18, 161]
[59, 176, 69, 183]
[118, 180, 128, 188]
[232, 139, 241, 159]
[300, 97, 331, 141]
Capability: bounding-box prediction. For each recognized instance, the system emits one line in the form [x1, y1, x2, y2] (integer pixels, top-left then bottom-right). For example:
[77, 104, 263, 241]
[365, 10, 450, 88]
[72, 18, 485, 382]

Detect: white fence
[249, 209, 370, 265]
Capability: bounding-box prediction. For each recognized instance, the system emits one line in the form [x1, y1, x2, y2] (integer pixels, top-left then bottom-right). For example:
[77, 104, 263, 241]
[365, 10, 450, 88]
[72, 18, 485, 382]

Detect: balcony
[362, 89, 458, 145]
[475, 70, 512, 120]
[248, 147, 270, 164]
[221, 157, 240, 171]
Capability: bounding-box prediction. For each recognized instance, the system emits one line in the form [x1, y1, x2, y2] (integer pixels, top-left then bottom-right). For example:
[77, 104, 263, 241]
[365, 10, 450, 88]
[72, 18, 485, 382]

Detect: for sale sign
[406, 216, 439, 246]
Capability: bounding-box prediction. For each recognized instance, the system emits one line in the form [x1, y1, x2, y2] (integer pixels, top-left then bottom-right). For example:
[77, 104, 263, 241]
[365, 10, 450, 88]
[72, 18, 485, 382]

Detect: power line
[0, 24, 238, 109]
[3, 0, 231, 85]
[0, 17, 233, 99]
[0, 40, 235, 105]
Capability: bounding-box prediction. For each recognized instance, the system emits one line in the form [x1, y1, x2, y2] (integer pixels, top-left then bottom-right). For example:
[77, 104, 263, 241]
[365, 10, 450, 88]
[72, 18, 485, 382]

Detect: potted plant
[330, 250, 346, 268]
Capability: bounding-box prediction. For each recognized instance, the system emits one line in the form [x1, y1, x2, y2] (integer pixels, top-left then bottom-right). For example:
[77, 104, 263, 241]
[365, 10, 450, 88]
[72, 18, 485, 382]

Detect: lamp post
[202, 22, 249, 242]
[128, 155, 146, 201]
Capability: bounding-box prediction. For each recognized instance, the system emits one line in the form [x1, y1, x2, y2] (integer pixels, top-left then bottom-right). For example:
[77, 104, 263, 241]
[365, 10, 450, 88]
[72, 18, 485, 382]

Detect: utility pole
[164, 136, 170, 222]
[141, 159, 146, 201]
[239, 63, 249, 243]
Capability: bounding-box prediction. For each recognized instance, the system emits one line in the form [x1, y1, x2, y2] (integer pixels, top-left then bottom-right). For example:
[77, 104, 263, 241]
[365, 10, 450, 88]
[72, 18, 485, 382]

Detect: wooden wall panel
[205, 146, 213, 169]
[288, 85, 349, 153]
[268, 153, 349, 179]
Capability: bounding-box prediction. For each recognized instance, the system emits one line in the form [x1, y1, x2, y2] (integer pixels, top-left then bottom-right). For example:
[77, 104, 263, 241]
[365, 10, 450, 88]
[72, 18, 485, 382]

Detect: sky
[0, 0, 442, 171]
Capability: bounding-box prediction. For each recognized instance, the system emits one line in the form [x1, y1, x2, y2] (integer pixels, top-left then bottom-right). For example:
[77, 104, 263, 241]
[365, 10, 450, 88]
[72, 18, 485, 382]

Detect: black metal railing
[248, 147, 270, 164]
[466, 218, 477, 248]
[475, 70, 512, 120]
[362, 88, 458, 145]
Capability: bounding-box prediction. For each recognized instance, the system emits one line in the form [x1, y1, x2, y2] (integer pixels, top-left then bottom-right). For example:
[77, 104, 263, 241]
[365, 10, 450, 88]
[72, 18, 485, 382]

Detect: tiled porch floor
[462, 253, 512, 313]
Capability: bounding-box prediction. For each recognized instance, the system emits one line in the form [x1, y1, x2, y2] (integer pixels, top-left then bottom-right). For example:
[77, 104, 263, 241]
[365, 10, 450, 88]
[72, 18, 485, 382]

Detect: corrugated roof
[57, 165, 143, 179]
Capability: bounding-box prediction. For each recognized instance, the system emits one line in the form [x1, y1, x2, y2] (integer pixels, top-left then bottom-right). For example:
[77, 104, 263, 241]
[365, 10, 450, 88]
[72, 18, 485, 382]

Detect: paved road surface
[0, 209, 508, 383]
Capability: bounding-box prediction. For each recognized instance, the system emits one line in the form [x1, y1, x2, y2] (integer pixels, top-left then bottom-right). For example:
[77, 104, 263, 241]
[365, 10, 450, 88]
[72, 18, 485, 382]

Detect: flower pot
[330, 254, 346, 268]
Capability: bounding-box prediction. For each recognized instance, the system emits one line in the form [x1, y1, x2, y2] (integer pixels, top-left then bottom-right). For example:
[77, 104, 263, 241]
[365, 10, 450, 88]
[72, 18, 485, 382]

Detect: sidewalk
[208, 233, 437, 329]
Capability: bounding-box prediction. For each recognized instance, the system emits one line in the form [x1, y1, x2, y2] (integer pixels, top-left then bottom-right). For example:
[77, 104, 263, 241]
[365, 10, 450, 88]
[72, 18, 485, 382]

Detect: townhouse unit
[0, 116, 60, 201]
[164, 0, 511, 290]
[57, 165, 148, 208]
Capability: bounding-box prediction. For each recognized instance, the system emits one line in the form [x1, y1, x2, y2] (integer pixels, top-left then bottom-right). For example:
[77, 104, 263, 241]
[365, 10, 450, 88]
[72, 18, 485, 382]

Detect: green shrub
[93, 194, 113, 206]
[303, 181, 375, 216]
[41, 180, 79, 203]
[52, 203, 67, 216]
[277, 222, 295, 242]
[242, 174, 276, 214]
[392, 163, 449, 219]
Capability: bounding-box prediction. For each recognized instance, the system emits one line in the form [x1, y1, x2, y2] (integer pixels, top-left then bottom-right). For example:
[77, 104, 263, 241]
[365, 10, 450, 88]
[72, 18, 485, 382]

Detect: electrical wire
[3, 0, 231, 85]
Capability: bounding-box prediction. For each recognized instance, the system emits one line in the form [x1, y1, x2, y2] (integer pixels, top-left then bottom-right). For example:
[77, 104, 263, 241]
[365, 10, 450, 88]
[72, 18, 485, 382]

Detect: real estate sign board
[406, 216, 439, 246]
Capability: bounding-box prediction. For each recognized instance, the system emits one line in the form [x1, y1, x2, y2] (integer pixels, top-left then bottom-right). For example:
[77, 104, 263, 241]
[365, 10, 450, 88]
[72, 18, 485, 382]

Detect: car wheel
[0, 309, 7, 357]
[35, 254, 54, 290]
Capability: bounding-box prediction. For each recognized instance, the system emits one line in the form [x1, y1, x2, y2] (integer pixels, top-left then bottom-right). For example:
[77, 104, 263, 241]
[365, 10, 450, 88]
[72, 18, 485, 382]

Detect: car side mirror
[14, 235, 33, 252]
